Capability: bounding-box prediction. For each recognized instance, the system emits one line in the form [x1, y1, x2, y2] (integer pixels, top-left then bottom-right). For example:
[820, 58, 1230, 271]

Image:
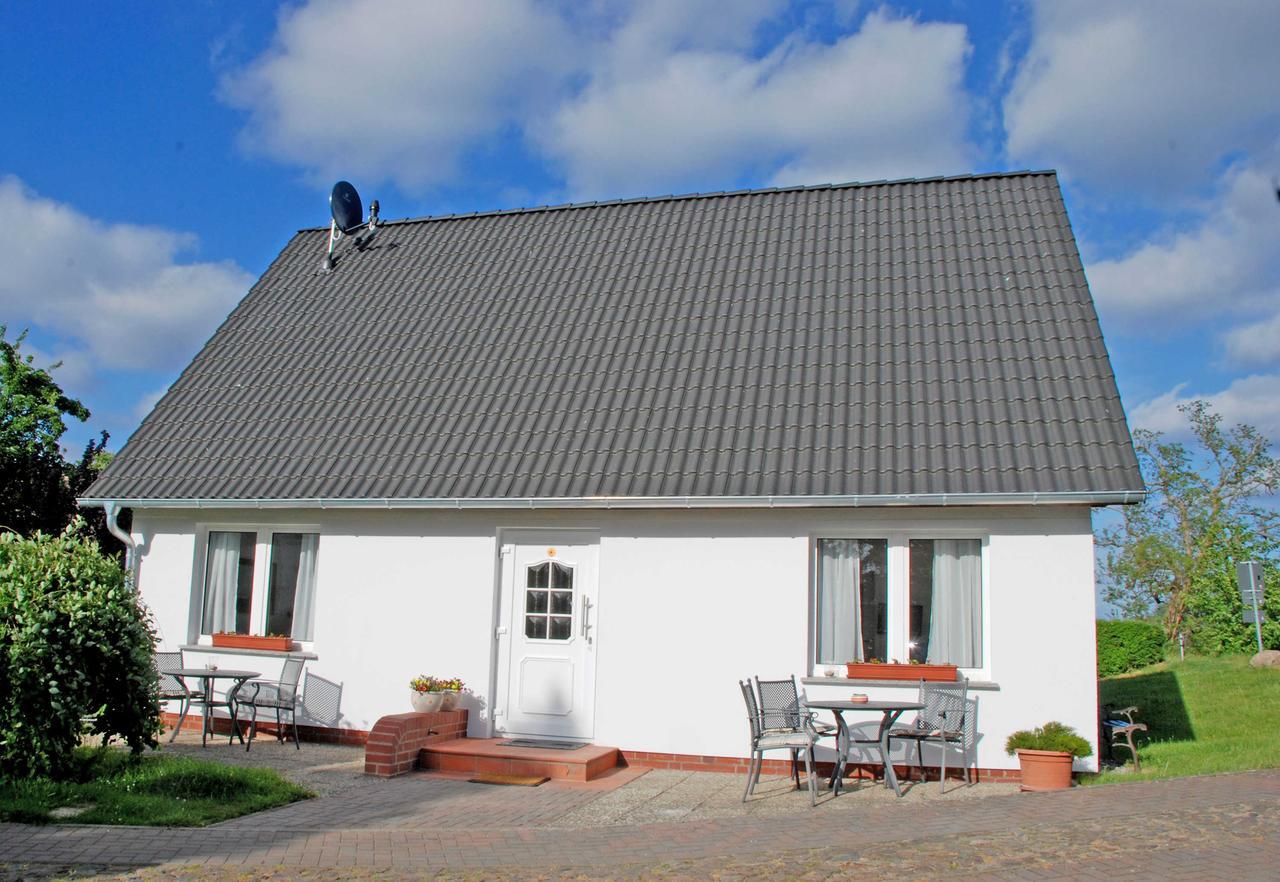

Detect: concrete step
[419, 737, 621, 781]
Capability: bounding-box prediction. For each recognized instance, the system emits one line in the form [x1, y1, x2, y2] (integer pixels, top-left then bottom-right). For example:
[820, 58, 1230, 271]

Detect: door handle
[580, 596, 591, 641]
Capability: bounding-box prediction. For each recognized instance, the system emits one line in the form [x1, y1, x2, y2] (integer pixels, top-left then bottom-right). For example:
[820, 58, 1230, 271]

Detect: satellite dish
[330, 181, 363, 233]
[322, 181, 382, 272]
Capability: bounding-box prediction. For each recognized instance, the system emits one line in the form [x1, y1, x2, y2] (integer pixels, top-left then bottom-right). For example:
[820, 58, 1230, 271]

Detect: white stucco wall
[132, 504, 1098, 772]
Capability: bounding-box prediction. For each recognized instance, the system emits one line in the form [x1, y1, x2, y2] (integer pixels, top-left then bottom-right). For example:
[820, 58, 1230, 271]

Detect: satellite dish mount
[322, 181, 381, 271]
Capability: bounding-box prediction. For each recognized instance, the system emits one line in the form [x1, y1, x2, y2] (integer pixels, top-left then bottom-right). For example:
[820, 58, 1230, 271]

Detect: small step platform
[419, 737, 621, 782]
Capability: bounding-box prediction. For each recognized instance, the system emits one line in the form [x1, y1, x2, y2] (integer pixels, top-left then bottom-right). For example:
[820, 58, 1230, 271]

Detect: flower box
[211, 633, 293, 651]
[845, 662, 958, 682]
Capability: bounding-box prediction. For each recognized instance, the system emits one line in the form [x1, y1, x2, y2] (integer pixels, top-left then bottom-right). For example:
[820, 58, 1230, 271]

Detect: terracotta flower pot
[411, 691, 444, 713]
[844, 662, 958, 682]
[1016, 749, 1075, 791]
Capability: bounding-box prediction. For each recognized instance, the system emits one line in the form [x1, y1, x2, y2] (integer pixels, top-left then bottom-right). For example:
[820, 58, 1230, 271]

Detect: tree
[1099, 401, 1280, 646]
[0, 327, 120, 546]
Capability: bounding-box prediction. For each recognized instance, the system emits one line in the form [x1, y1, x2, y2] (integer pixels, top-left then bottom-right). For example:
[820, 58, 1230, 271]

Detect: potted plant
[845, 658, 959, 682]
[1005, 721, 1093, 791]
[409, 675, 443, 713]
[212, 632, 294, 651]
[435, 677, 465, 711]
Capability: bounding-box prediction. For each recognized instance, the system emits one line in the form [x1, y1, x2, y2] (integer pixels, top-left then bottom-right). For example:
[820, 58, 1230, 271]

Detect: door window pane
[525, 561, 574, 640]
[910, 539, 982, 666]
[815, 539, 887, 663]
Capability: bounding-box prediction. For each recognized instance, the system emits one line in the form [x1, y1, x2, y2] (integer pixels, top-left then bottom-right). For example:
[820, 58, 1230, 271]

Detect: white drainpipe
[102, 501, 138, 586]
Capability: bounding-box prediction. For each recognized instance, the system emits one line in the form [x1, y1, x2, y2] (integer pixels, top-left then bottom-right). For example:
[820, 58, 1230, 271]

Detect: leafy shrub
[0, 522, 161, 780]
[1097, 619, 1166, 677]
[1005, 721, 1093, 758]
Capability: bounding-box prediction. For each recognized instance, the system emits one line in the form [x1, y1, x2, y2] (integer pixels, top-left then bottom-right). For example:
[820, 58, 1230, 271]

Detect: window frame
[521, 558, 578, 644]
[810, 530, 990, 676]
[192, 522, 322, 647]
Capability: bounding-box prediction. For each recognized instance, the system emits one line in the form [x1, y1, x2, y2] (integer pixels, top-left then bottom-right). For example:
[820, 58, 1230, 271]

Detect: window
[909, 539, 982, 667]
[200, 529, 320, 641]
[815, 539, 887, 663]
[525, 561, 574, 640]
[815, 535, 983, 669]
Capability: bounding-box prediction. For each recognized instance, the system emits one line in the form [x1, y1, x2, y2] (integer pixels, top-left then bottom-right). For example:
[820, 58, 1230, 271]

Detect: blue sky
[2, 0, 1279, 458]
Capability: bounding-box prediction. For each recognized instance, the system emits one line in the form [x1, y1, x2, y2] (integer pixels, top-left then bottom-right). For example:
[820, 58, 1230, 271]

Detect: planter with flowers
[212, 632, 294, 652]
[844, 658, 958, 682]
[1005, 721, 1093, 791]
[408, 675, 467, 713]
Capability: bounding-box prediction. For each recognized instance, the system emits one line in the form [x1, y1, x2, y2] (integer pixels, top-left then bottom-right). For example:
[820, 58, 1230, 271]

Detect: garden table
[804, 699, 924, 797]
[169, 668, 260, 747]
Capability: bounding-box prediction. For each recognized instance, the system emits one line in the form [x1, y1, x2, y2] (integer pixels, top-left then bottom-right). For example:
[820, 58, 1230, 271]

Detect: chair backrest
[155, 650, 184, 694]
[301, 671, 343, 726]
[755, 676, 805, 732]
[917, 678, 968, 733]
[277, 655, 306, 701]
[740, 679, 763, 742]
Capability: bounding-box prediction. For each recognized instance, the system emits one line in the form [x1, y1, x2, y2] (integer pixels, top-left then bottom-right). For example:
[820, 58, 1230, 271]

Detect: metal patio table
[168, 668, 260, 747]
[805, 699, 924, 797]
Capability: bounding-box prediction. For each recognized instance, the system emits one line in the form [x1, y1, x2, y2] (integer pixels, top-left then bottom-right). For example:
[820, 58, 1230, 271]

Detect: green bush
[1096, 619, 1166, 677]
[0, 522, 161, 780]
[1005, 721, 1093, 758]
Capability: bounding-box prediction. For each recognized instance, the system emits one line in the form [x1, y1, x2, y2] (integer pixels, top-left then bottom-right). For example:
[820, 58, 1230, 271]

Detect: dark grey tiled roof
[86, 171, 1143, 505]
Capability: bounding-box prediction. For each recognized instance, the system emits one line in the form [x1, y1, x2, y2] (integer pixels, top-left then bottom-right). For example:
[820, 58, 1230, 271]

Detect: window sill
[181, 643, 318, 660]
[801, 676, 1000, 691]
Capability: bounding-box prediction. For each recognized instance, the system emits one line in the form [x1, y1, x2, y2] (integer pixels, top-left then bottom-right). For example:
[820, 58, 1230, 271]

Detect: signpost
[1236, 561, 1266, 653]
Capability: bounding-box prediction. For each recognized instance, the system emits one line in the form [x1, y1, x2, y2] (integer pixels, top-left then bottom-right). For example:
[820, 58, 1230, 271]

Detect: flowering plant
[409, 675, 465, 693]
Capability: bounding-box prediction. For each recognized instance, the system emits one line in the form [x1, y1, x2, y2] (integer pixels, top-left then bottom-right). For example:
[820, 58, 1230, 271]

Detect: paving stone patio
[2, 733, 1278, 880]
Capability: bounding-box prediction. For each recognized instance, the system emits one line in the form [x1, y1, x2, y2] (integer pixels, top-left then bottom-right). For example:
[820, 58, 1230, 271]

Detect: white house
[82, 171, 1143, 776]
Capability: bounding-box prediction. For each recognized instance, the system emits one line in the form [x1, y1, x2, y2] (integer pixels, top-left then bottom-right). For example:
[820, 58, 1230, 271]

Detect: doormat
[497, 738, 589, 751]
[468, 773, 549, 787]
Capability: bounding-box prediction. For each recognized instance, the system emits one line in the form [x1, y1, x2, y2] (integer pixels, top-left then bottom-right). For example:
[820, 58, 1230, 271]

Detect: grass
[1086, 654, 1280, 784]
[0, 747, 313, 825]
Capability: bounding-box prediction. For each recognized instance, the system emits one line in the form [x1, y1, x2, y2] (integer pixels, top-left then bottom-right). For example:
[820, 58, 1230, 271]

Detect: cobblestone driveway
[1, 736, 1277, 882]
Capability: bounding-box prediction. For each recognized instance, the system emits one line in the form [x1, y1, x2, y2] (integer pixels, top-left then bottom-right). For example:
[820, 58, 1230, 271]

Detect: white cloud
[1130, 375, 1280, 441]
[0, 176, 251, 374]
[1085, 151, 1280, 333]
[1223, 312, 1280, 368]
[538, 8, 975, 197]
[221, 0, 573, 190]
[222, 1, 975, 198]
[1004, 0, 1280, 196]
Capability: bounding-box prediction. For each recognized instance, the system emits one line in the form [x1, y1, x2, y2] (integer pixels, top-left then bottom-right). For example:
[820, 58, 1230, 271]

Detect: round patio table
[167, 668, 260, 747]
[804, 699, 924, 797]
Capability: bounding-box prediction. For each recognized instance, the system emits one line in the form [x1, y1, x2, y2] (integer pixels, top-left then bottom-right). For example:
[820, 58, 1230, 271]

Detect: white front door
[496, 536, 598, 740]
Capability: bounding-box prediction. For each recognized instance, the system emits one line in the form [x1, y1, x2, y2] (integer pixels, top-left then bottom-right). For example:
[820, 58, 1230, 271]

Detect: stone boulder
[1249, 649, 1280, 669]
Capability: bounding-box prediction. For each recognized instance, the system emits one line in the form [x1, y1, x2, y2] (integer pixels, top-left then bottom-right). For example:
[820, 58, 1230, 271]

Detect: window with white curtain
[814, 535, 984, 669]
[198, 529, 320, 641]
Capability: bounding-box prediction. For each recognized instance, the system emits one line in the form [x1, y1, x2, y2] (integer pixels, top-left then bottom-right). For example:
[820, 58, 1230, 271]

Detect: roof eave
[78, 489, 1146, 511]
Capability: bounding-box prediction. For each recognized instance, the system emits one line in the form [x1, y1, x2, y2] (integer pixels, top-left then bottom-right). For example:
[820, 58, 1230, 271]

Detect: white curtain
[291, 534, 320, 641]
[202, 532, 241, 634]
[927, 539, 982, 667]
[818, 540, 863, 663]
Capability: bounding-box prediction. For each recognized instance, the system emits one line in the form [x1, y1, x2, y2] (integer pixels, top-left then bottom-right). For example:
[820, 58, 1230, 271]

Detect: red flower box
[845, 662, 958, 682]
[211, 633, 293, 651]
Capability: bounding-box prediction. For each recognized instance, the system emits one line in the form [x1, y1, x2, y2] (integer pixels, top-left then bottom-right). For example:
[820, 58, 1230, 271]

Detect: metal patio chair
[888, 678, 974, 792]
[234, 655, 307, 750]
[156, 650, 206, 743]
[740, 678, 819, 805]
[756, 675, 839, 785]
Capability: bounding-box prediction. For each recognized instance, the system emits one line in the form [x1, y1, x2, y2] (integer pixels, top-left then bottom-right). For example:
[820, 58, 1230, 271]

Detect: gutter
[101, 501, 138, 584]
[78, 489, 1146, 512]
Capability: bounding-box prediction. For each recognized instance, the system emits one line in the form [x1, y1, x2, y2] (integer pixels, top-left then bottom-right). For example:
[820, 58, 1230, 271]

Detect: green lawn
[1088, 654, 1280, 784]
[0, 747, 312, 825]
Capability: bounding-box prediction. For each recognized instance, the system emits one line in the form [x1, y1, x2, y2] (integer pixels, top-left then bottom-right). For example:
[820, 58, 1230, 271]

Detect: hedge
[0, 522, 161, 780]
[1096, 619, 1166, 677]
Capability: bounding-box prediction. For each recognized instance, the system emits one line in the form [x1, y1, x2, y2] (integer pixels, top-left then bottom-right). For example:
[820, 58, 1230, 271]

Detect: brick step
[419, 737, 621, 781]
